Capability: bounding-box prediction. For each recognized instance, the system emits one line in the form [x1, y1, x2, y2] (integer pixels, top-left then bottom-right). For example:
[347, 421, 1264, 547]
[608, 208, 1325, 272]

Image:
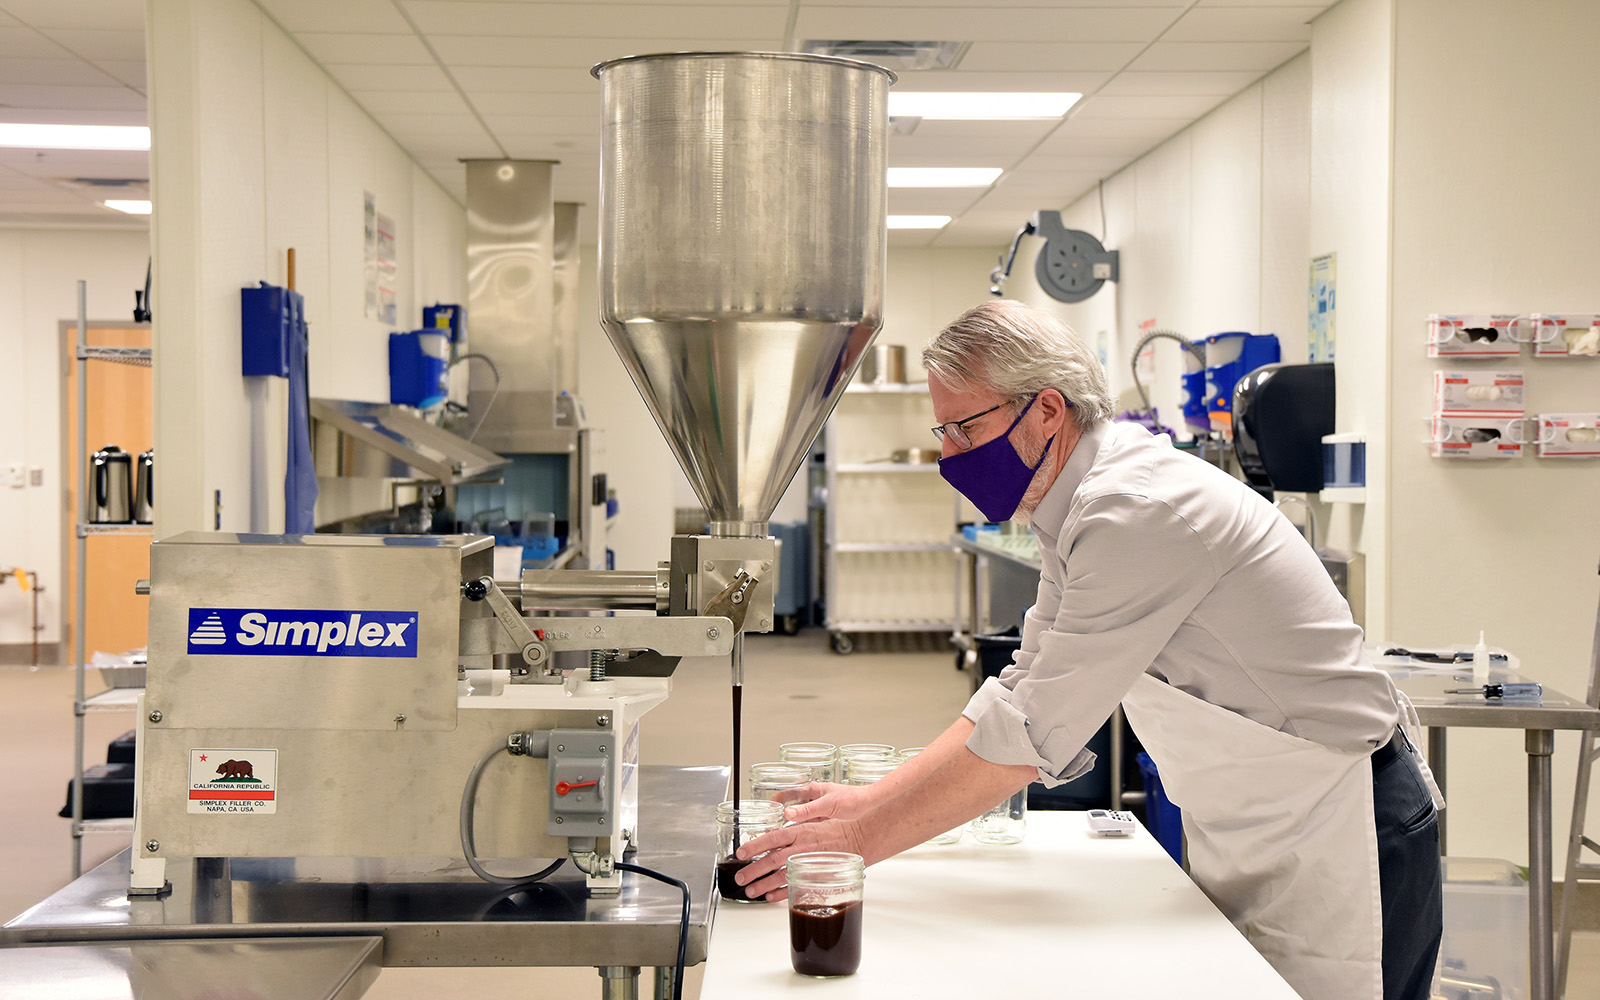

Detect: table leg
[1428, 726, 1447, 855]
[599, 965, 640, 1000]
[1527, 729, 1554, 1000]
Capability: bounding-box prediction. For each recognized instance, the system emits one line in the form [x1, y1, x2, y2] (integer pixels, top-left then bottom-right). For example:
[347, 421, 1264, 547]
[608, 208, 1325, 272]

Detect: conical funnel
[594, 52, 892, 536]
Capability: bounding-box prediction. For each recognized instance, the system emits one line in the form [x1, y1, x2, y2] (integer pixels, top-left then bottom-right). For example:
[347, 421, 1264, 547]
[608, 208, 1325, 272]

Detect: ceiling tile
[888, 132, 1046, 163]
[1014, 153, 1131, 175]
[0, 83, 144, 109]
[887, 229, 940, 249]
[390, 132, 502, 159]
[0, 57, 120, 87]
[295, 33, 435, 66]
[350, 89, 474, 115]
[0, 106, 145, 124]
[1071, 93, 1226, 119]
[0, 25, 69, 58]
[257, 0, 412, 34]
[792, 5, 1179, 42]
[1163, 6, 1320, 42]
[481, 114, 593, 136]
[959, 42, 1147, 73]
[888, 69, 1114, 94]
[36, 27, 144, 60]
[92, 58, 145, 91]
[0, 0, 142, 32]
[378, 113, 499, 138]
[1126, 41, 1307, 72]
[1196, 0, 1332, 7]
[468, 91, 600, 116]
[403, 2, 788, 39]
[888, 189, 989, 215]
[1097, 70, 1264, 96]
[428, 35, 770, 68]
[452, 67, 597, 92]
[325, 63, 453, 92]
[0, 146, 147, 178]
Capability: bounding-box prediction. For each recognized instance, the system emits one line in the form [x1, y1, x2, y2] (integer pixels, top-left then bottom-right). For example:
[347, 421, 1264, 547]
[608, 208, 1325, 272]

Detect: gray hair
[921, 300, 1114, 430]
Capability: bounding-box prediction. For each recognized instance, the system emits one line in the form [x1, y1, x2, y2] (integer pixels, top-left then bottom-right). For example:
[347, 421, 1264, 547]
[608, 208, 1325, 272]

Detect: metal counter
[3, 765, 726, 971]
[1386, 658, 1600, 1000]
[0, 937, 382, 1000]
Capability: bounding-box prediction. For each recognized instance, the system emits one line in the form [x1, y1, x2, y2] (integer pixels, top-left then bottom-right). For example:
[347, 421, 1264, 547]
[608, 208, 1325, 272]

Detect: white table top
[700, 812, 1302, 998]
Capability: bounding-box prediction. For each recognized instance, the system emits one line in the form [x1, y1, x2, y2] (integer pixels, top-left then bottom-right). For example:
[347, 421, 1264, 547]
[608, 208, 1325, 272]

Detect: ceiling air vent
[798, 40, 970, 71]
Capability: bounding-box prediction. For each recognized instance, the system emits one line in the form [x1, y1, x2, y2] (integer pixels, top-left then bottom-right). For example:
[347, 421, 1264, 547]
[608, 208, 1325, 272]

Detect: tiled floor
[4, 631, 1597, 998]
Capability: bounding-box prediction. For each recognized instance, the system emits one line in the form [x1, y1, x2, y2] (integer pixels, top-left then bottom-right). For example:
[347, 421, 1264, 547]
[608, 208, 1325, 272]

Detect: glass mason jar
[786, 852, 866, 977]
[779, 742, 837, 783]
[897, 748, 962, 845]
[749, 761, 812, 802]
[843, 755, 898, 786]
[715, 798, 785, 902]
[836, 743, 895, 783]
[971, 788, 1027, 845]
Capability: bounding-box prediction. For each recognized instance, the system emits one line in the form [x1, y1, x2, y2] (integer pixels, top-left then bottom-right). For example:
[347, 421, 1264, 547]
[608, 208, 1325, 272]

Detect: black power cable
[459, 743, 565, 885]
[615, 861, 691, 1000]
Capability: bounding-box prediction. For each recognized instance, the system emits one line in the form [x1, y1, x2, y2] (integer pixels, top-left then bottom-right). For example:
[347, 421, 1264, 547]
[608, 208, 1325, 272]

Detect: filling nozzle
[731, 632, 745, 687]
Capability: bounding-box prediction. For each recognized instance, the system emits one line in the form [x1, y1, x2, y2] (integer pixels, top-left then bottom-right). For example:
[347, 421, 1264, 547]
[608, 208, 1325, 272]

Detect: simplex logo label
[186, 608, 419, 657]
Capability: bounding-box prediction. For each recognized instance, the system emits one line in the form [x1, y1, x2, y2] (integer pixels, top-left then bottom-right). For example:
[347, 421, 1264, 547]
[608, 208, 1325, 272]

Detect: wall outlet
[27, 467, 42, 487]
[5, 464, 22, 489]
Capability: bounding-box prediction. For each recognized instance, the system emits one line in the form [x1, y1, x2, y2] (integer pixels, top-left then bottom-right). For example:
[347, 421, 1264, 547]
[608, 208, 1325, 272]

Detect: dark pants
[1373, 730, 1443, 1000]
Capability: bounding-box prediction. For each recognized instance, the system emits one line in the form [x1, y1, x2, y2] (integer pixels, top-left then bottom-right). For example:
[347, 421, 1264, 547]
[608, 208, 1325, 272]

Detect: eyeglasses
[931, 401, 1012, 451]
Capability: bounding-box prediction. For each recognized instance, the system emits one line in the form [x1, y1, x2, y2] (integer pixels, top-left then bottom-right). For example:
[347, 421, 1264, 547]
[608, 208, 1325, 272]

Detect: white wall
[147, 0, 465, 536]
[1383, 0, 1600, 865]
[1009, 53, 1313, 448]
[0, 228, 150, 648]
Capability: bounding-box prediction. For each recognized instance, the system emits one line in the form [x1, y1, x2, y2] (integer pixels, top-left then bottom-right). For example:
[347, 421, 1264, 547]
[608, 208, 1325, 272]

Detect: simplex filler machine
[127, 48, 893, 920]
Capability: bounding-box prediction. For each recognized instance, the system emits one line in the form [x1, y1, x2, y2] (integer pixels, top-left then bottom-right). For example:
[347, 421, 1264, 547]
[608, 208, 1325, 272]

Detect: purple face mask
[938, 394, 1056, 522]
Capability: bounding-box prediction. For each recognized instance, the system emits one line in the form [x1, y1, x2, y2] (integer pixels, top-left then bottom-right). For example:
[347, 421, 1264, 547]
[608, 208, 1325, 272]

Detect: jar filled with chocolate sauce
[715, 798, 784, 903]
[786, 851, 866, 977]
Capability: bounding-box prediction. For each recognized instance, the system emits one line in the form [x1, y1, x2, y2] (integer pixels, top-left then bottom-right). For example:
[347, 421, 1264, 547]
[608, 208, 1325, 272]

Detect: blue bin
[1136, 751, 1183, 863]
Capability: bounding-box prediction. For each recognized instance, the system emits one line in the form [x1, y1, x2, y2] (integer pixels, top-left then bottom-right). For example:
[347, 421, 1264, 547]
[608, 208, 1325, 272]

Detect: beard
[1010, 432, 1057, 525]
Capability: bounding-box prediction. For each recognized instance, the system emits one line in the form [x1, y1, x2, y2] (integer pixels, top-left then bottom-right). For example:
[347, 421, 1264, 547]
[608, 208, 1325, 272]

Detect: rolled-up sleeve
[960, 494, 1217, 786]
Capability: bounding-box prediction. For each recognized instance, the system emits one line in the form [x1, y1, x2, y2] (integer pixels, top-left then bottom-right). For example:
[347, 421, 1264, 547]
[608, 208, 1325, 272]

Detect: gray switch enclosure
[547, 729, 612, 836]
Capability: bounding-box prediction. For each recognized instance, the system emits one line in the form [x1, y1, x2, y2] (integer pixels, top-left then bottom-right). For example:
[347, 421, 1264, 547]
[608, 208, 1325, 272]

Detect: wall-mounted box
[1535, 413, 1600, 458]
[1427, 314, 1519, 358]
[240, 281, 302, 378]
[389, 331, 450, 409]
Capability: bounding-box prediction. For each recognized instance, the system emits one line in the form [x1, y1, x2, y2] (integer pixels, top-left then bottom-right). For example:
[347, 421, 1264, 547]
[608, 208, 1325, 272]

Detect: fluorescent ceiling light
[887, 215, 951, 230]
[103, 199, 152, 215]
[887, 167, 1002, 188]
[888, 92, 1081, 120]
[0, 123, 150, 151]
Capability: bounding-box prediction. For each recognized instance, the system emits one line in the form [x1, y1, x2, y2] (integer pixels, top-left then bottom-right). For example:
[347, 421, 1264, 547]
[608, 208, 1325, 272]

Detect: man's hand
[732, 817, 871, 902]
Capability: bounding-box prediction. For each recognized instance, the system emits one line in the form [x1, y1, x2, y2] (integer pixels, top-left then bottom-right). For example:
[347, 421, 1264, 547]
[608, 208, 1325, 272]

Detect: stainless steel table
[0, 937, 382, 1000]
[1386, 662, 1600, 1000]
[3, 764, 726, 998]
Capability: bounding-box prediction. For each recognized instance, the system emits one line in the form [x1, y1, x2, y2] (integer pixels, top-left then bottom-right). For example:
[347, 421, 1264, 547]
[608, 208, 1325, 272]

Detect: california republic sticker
[188, 749, 277, 814]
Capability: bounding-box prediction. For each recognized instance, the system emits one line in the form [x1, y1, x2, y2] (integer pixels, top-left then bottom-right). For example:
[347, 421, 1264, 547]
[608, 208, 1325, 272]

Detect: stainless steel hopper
[593, 52, 893, 538]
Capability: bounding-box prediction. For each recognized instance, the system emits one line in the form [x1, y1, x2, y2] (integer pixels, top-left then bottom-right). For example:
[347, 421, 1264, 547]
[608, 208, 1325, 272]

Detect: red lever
[556, 780, 598, 796]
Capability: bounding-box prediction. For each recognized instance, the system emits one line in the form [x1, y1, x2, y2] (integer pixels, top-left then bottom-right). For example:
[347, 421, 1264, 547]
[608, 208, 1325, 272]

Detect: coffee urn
[134, 449, 153, 524]
[88, 445, 133, 524]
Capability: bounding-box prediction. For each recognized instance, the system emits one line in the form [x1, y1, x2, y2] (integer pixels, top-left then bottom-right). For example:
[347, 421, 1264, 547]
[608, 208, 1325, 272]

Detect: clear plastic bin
[1434, 857, 1528, 1000]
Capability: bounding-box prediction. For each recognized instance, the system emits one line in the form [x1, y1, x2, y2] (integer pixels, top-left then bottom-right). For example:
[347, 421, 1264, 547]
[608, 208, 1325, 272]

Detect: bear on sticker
[216, 759, 254, 780]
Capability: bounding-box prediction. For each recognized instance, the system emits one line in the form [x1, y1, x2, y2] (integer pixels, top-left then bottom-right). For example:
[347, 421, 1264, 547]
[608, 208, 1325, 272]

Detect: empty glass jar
[971, 788, 1027, 845]
[779, 742, 837, 783]
[715, 798, 785, 902]
[786, 852, 866, 977]
[750, 761, 812, 802]
[843, 756, 898, 786]
[836, 743, 895, 783]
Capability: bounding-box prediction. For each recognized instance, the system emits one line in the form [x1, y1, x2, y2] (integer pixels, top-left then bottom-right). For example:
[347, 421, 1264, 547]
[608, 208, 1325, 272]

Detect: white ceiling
[0, 0, 1331, 245]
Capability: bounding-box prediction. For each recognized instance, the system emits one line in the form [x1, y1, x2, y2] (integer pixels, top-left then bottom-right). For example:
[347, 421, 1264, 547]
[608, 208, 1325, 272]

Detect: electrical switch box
[547, 730, 613, 836]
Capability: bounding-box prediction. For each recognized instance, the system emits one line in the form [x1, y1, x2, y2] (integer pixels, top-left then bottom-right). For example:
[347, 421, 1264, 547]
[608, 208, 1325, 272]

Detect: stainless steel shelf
[835, 463, 942, 473]
[834, 542, 951, 553]
[77, 522, 153, 537]
[843, 382, 929, 394]
[829, 619, 952, 632]
[77, 345, 152, 367]
[81, 687, 142, 711]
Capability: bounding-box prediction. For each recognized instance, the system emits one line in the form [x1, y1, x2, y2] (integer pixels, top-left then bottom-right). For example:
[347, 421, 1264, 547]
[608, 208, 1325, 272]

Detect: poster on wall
[1309, 252, 1336, 362]
[364, 191, 378, 319]
[375, 211, 397, 325]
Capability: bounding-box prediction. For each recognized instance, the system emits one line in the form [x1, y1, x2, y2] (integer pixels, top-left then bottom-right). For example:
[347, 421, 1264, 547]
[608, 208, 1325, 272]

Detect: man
[736, 300, 1443, 1000]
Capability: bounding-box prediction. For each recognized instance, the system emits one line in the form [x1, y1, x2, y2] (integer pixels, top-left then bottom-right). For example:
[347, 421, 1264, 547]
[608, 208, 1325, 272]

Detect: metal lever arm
[703, 569, 759, 634]
[464, 576, 552, 676]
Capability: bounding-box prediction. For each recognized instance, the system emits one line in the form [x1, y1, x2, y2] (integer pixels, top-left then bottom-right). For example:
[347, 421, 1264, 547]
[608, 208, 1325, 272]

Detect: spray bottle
[1472, 631, 1491, 686]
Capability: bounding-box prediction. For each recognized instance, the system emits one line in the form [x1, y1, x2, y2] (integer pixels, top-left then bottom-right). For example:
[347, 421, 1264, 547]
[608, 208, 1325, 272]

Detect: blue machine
[1180, 332, 1280, 434]
[422, 303, 466, 343]
[388, 331, 450, 409]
